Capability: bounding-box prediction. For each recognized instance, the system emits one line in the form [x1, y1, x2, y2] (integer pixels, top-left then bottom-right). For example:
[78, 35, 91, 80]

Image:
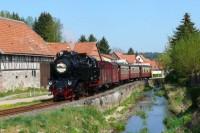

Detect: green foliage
[0, 87, 47, 98]
[25, 16, 34, 27]
[159, 13, 200, 85]
[164, 85, 192, 114]
[0, 106, 107, 133]
[78, 35, 88, 42]
[33, 12, 62, 42]
[88, 34, 97, 42]
[170, 33, 200, 85]
[97, 37, 111, 54]
[169, 13, 198, 47]
[127, 48, 134, 55]
[110, 121, 126, 132]
[139, 127, 149, 133]
[155, 89, 165, 97]
[0, 10, 25, 21]
[164, 114, 192, 133]
[136, 111, 147, 119]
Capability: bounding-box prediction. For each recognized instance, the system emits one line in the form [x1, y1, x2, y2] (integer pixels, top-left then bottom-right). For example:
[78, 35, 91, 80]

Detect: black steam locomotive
[49, 51, 152, 100]
[49, 51, 100, 99]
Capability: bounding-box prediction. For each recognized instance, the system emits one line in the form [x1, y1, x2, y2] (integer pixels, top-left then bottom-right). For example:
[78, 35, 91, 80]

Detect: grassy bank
[0, 87, 48, 98]
[0, 85, 147, 133]
[0, 101, 42, 111]
[163, 84, 200, 133]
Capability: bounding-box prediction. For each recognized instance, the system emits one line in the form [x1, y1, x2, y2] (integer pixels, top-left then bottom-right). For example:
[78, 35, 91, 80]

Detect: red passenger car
[129, 65, 140, 79]
[118, 64, 130, 81]
[98, 61, 114, 86]
[140, 65, 151, 78]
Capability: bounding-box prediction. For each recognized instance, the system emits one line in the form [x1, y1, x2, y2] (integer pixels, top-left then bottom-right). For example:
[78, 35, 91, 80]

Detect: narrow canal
[123, 88, 169, 133]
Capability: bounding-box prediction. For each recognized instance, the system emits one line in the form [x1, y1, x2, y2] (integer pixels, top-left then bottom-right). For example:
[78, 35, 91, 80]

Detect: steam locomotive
[49, 51, 151, 100]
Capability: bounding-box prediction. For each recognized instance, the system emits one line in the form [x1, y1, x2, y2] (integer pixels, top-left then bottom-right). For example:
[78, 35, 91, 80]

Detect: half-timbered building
[0, 17, 54, 91]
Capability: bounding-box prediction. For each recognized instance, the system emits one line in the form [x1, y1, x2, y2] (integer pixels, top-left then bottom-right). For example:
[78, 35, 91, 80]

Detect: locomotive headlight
[68, 80, 72, 86]
[56, 62, 67, 73]
[49, 81, 53, 86]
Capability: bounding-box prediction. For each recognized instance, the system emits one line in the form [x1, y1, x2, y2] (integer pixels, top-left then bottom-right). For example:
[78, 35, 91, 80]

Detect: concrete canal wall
[69, 80, 146, 110]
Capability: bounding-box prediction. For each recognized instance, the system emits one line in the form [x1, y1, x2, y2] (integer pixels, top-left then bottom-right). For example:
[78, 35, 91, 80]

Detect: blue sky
[0, 0, 200, 52]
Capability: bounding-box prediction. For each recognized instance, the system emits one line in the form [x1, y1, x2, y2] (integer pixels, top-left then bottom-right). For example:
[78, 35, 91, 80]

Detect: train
[49, 51, 152, 100]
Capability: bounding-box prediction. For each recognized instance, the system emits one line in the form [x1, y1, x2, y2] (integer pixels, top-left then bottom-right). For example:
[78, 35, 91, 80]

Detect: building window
[32, 70, 36, 77]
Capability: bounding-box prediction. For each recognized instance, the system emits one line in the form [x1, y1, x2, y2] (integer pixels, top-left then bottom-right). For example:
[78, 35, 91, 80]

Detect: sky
[0, 1, 200, 52]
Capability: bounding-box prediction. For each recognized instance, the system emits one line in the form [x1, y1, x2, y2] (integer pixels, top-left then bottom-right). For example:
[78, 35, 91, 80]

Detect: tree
[78, 35, 88, 42]
[88, 34, 97, 42]
[170, 13, 198, 47]
[161, 13, 200, 84]
[0, 10, 24, 21]
[97, 37, 111, 54]
[127, 48, 134, 55]
[52, 18, 63, 42]
[33, 12, 62, 42]
[25, 16, 35, 27]
[170, 33, 200, 85]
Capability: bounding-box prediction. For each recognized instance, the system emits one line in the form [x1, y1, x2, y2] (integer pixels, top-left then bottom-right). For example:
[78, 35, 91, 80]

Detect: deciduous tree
[33, 12, 62, 42]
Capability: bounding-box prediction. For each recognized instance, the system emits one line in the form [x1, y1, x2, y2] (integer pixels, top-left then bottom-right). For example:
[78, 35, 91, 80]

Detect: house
[112, 52, 136, 64]
[74, 42, 101, 60]
[47, 42, 71, 56]
[100, 54, 114, 62]
[0, 17, 54, 91]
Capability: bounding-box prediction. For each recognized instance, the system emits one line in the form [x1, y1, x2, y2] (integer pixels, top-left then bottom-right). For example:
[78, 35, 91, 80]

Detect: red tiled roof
[47, 42, 71, 55]
[74, 42, 101, 60]
[113, 52, 136, 64]
[101, 54, 113, 60]
[0, 18, 52, 56]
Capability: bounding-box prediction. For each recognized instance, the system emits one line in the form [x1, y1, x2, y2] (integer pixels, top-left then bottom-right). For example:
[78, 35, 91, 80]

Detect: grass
[139, 127, 148, 133]
[0, 87, 48, 98]
[0, 100, 41, 110]
[155, 89, 165, 97]
[163, 113, 192, 133]
[136, 111, 147, 119]
[0, 106, 107, 133]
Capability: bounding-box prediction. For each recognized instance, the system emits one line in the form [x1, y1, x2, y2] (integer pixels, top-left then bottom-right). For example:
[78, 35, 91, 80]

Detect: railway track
[0, 101, 63, 117]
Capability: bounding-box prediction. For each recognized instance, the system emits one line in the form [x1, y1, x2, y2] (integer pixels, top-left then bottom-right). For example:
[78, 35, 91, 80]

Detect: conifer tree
[78, 35, 88, 42]
[170, 13, 198, 46]
[127, 48, 134, 55]
[97, 37, 111, 54]
[88, 34, 97, 42]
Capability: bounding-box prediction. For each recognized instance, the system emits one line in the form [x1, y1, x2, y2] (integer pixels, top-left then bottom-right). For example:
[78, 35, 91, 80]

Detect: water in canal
[123, 88, 169, 133]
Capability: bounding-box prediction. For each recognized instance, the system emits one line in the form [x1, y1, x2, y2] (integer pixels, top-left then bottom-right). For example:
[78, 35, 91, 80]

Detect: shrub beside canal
[163, 85, 200, 133]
